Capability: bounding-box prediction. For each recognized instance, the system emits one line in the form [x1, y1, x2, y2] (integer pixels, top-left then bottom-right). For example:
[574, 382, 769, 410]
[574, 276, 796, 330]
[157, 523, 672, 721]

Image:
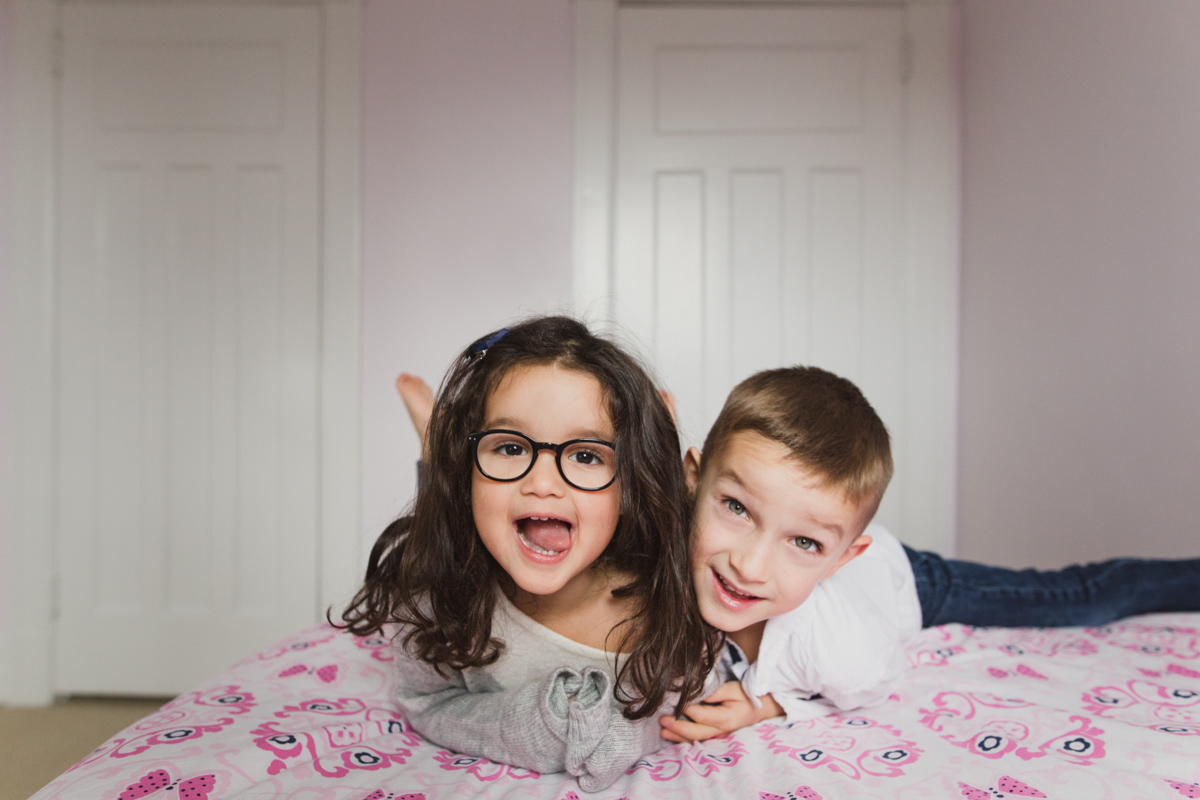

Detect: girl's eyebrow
[484, 417, 614, 441]
[486, 416, 526, 430]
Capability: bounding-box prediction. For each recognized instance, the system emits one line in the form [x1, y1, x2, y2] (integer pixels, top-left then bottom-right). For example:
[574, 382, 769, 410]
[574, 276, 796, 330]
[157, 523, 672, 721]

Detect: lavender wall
[359, 0, 575, 555]
[958, 0, 1200, 568]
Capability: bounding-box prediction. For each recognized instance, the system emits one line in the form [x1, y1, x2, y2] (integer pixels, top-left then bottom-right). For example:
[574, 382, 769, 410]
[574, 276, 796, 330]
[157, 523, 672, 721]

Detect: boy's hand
[658, 681, 784, 743]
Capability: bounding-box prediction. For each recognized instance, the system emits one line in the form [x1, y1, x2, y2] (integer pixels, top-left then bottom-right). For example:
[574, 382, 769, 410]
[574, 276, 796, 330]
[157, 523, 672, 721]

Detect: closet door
[56, 3, 322, 694]
[612, 5, 911, 531]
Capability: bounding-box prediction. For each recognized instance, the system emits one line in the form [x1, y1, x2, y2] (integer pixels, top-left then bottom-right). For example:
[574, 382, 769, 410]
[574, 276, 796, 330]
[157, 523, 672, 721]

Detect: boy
[659, 366, 1200, 743]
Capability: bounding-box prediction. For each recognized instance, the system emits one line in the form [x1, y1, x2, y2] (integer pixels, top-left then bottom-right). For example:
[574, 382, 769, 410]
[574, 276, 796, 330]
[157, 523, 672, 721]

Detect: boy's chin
[699, 600, 765, 633]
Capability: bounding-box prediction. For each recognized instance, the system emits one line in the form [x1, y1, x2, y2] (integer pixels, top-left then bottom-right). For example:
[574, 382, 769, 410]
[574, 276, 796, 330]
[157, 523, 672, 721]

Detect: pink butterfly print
[1167, 780, 1200, 799]
[1015, 665, 1048, 680]
[276, 663, 338, 682]
[957, 783, 990, 800]
[118, 769, 171, 800]
[997, 776, 1047, 797]
[177, 775, 215, 800]
[1168, 664, 1200, 680]
[759, 788, 821, 800]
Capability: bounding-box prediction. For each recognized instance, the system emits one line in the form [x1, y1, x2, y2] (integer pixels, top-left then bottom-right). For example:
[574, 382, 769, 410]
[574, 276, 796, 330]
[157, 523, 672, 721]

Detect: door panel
[614, 6, 909, 531]
[56, 4, 321, 694]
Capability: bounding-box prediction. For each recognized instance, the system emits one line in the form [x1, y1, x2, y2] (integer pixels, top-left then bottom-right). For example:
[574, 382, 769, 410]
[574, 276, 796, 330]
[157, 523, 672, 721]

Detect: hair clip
[470, 328, 509, 361]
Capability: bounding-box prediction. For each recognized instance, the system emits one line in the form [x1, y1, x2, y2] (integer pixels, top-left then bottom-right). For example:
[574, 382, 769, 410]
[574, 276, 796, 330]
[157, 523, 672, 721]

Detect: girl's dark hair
[337, 316, 718, 719]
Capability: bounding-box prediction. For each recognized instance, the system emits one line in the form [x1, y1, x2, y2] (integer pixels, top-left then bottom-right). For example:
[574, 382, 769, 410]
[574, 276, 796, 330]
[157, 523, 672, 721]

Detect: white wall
[958, 0, 1200, 568]
[0, 0, 16, 695]
[359, 0, 576, 561]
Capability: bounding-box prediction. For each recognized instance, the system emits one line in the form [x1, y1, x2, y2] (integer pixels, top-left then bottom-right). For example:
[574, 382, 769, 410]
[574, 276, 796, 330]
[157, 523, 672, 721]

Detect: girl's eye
[494, 442, 528, 458]
[724, 498, 748, 518]
[790, 537, 822, 553]
[567, 448, 605, 467]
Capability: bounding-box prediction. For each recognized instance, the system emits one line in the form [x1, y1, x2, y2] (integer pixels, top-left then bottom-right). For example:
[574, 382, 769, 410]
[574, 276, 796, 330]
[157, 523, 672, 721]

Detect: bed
[32, 614, 1200, 799]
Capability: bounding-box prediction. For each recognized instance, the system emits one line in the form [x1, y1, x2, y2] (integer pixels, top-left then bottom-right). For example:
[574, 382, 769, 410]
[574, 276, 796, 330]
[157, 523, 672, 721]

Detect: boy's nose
[729, 540, 771, 584]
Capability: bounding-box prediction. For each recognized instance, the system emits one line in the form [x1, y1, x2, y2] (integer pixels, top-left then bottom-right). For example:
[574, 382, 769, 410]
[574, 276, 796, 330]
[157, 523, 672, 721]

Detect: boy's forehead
[704, 431, 806, 484]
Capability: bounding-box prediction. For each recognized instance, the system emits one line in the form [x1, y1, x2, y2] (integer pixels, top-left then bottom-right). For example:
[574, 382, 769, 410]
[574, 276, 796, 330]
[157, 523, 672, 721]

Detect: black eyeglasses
[467, 429, 617, 492]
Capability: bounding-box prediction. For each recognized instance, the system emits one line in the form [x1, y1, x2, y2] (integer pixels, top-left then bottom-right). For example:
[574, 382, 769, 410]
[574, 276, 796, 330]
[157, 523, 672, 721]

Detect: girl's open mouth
[516, 516, 573, 563]
[712, 568, 763, 610]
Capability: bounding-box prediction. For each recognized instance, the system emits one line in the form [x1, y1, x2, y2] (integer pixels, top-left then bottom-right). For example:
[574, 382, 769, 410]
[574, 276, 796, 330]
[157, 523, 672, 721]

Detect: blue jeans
[904, 545, 1200, 628]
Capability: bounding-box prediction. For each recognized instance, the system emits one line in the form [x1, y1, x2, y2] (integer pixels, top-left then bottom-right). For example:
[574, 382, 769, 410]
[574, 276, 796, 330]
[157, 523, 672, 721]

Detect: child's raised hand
[658, 681, 783, 743]
[396, 373, 435, 460]
[657, 389, 678, 425]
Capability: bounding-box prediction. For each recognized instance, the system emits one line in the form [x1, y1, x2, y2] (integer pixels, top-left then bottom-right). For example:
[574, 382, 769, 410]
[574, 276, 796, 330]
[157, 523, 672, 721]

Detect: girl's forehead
[485, 363, 614, 435]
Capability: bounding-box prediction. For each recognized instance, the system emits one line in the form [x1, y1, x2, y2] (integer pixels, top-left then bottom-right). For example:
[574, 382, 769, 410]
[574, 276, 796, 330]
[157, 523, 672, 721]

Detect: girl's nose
[521, 452, 567, 497]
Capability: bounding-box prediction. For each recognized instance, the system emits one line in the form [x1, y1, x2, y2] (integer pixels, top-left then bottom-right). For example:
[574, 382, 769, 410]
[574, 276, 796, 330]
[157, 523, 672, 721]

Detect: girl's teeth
[519, 531, 561, 555]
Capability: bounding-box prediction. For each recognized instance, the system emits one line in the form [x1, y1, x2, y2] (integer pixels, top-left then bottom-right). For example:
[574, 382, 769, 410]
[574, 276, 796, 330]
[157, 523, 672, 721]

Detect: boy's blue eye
[790, 537, 821, 553]
[724, 498, 747, 517]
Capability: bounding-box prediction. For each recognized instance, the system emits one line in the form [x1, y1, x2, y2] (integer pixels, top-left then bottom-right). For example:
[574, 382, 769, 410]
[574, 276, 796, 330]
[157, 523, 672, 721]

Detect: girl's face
[471, 364, 622, 601]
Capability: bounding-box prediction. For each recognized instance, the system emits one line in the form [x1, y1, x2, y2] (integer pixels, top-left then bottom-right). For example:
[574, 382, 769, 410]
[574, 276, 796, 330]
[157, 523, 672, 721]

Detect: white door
[56, 3, 322, 694]
[613, 5, 916, 536]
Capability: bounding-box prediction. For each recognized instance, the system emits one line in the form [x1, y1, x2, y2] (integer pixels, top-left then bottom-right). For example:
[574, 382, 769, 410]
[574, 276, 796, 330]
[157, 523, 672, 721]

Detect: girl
[340, 316, 719, 792]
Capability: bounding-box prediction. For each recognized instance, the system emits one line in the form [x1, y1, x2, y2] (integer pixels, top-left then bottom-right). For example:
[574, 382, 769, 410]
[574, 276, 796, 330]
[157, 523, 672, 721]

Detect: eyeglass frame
[467, 429, 618, 492]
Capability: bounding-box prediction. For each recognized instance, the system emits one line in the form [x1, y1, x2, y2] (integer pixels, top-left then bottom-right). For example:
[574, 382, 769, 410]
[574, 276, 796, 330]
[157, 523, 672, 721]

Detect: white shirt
[724, 524, 922, 722]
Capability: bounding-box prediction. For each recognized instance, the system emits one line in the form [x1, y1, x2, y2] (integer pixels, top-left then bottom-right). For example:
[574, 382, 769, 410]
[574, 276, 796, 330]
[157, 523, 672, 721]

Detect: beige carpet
[0, 697, 171, 800]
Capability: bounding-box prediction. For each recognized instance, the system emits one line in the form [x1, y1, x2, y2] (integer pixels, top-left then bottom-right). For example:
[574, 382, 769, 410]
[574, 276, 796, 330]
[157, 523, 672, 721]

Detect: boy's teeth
[718, 572, 757, 600]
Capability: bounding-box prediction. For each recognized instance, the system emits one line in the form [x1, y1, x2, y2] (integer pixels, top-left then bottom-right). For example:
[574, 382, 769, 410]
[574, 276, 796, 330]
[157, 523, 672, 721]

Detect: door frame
[572, 0, 961, 554]
[3, 0, 363, 705]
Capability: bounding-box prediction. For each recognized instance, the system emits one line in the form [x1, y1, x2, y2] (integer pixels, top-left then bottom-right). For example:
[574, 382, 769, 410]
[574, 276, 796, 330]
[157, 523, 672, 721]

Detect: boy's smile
[686, 431, 873, 638]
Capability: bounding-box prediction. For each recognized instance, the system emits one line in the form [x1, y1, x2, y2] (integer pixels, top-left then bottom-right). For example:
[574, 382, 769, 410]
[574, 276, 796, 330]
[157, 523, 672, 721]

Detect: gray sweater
[391, 593, 668, 792]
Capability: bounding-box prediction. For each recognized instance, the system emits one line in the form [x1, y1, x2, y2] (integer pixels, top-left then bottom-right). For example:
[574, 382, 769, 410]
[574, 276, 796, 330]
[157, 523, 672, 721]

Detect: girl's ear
[683, 447, 703, 493]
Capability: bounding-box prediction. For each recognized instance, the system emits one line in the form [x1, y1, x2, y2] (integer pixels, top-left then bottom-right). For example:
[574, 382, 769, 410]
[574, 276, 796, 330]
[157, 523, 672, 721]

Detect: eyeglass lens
[473, 431, 616, 490]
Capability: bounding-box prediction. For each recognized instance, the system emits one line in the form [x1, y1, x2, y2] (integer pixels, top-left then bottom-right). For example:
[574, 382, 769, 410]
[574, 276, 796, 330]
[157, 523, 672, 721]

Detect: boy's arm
[658, 681, 784, 743]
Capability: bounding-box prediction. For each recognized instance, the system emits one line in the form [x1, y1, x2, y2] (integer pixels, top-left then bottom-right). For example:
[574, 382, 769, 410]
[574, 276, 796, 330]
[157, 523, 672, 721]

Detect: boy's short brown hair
[701, 366, 893, 522]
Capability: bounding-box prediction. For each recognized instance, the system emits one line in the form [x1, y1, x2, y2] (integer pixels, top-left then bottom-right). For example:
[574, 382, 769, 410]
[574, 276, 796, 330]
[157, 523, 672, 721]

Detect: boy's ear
[825, 534, 872, 579]
[683, 447, 703, 493]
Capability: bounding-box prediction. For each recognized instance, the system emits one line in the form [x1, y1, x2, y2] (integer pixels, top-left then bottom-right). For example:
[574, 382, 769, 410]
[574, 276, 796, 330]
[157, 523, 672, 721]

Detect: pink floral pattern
[31, 614, 1200, 798]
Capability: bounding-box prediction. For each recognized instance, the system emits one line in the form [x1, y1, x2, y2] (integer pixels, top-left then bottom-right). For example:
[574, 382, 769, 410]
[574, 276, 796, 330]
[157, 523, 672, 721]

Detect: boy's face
[686, 431, 873, 633]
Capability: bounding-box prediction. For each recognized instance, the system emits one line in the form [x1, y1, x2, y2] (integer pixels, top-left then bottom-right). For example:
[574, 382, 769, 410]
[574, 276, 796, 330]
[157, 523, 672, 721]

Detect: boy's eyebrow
[713, 467, 756, 498]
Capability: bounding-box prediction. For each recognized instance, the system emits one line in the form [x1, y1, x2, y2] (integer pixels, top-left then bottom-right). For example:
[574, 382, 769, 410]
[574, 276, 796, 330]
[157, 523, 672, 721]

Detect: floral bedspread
[33, 614, 1200, 799]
